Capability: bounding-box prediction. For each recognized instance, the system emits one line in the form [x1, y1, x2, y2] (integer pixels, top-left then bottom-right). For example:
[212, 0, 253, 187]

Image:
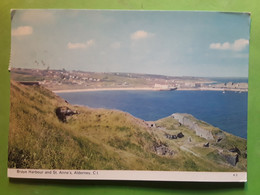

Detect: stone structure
[223, 153, 239, 166]
[19, 81, 40, 86]
[172, 113, 214, 140]
[145, 121, 156, 128]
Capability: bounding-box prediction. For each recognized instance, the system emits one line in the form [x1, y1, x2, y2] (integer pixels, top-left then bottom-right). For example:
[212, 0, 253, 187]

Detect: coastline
[176, 87, 248, 92]
[53, 87, 157, 93]
[52, 87, 248, 93]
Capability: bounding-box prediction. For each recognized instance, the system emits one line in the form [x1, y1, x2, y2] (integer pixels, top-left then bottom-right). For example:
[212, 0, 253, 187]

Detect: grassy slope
[155, 116, 247, 171]
[8, 81, 246, 171]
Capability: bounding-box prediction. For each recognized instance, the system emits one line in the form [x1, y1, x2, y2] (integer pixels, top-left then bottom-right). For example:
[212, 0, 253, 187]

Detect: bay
[57, 90, 248, 139]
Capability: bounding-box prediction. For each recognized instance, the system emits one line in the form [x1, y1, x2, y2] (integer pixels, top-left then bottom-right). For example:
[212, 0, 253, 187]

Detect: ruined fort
[172, 113, 214, 140]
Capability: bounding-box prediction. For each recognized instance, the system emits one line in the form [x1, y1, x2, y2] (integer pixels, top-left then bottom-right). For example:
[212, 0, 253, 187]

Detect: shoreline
[52, 87, 248, 93]
[176, 87, 248, 92]
[53, 87, 156, 93]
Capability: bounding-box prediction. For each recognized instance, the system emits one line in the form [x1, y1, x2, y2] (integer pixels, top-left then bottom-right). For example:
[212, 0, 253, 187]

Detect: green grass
[154, 116, 247, 171]
[8, 81, 247, 171]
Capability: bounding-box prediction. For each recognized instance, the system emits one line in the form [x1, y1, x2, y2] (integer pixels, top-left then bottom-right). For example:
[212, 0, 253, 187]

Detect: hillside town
[11, 68, 248, 92]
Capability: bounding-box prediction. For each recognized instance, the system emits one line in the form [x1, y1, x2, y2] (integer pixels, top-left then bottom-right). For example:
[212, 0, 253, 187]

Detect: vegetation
[10, 68, 211, 91]
[8, 81, 246, 171]
[155, 116, 247, 171]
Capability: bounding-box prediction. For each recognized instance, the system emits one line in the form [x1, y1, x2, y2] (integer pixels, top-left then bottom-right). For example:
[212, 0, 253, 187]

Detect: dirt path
[180, 145, 200, 157]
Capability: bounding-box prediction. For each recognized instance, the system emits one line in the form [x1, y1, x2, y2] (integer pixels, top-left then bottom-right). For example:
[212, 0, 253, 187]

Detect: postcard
[8, 10, 250, 182]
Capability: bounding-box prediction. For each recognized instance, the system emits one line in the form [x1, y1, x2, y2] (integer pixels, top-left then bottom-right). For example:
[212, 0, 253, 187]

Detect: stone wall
[172, 113, 214, 140]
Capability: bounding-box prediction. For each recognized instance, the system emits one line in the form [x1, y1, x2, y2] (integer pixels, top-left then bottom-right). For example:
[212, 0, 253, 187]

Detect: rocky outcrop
[172, 113, 214, 140]
[165, 133, 177, 139]
[223, 147, 242, 166]
[229, 147, 241, 155]
[203, 142, 209, 147]
[177, 132, 184, 138]
[215, 131, 226, 143]
[223, 153, 239, 166]
[55, 106, 78, 122]
[154, 143, 174, 156]
[165, 132, 184, 140]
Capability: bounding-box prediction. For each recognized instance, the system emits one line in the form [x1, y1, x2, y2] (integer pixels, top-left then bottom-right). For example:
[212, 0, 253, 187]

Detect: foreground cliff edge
[8, 81, 247, 171]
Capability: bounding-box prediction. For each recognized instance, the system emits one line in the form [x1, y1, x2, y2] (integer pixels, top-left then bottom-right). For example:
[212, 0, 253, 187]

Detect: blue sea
[57, 90, 248, 139]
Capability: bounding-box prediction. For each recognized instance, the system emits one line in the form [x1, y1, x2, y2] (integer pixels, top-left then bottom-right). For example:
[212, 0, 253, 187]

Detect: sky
[10, 10, 251, 77]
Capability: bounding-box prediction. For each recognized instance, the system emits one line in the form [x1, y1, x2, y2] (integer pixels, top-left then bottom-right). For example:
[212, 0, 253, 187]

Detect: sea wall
[172, 113, 214, 140]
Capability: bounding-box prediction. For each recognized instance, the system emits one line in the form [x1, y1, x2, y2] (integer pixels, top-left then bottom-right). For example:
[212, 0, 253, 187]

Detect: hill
[8, 81, 246, 171]
[10, 68, 212, 91]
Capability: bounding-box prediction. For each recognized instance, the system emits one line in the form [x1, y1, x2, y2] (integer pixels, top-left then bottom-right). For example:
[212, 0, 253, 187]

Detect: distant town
[11, 68, 248, 92]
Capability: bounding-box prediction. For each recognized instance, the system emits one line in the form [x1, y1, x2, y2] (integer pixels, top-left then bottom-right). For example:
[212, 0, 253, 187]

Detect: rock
[154, 144, 174, 156]
[155, 145, 168, 155]
[215, 132, 226, 143]
[203, 142, 209, 147]
[165, 133, 171, 139]
[55, 106, 78, 122]
[224, 153, 239, 166]
[177, 132, 184, 138]
[229, 147, 241, 155]
[165, 133, 177, 140]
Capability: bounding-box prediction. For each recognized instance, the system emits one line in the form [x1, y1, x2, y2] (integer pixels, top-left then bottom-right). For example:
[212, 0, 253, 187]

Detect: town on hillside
[11, 68, 248, 92]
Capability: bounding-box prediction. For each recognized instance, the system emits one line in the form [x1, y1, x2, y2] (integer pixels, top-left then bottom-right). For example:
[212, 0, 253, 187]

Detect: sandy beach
[53, 87, 157, 93]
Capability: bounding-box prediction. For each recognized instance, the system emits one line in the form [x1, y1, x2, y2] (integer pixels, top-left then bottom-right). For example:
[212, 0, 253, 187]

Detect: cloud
[11, 26, 33, 36]
[67, 39, 95, 49]
[21, 10, 55, 24]
[209, 39, 249, 51]
[67, 42, 87, 49]
[131, 30, 153, 40]
[233, 39, 250, 51]
[110, 42, 121, 49]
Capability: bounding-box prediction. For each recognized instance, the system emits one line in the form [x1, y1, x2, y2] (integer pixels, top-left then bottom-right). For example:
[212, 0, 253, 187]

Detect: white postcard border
[8, 169, 247, 182]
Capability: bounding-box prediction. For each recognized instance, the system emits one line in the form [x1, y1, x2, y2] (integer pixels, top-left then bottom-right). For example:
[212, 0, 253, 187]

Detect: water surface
[57, 90, 248, 139]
